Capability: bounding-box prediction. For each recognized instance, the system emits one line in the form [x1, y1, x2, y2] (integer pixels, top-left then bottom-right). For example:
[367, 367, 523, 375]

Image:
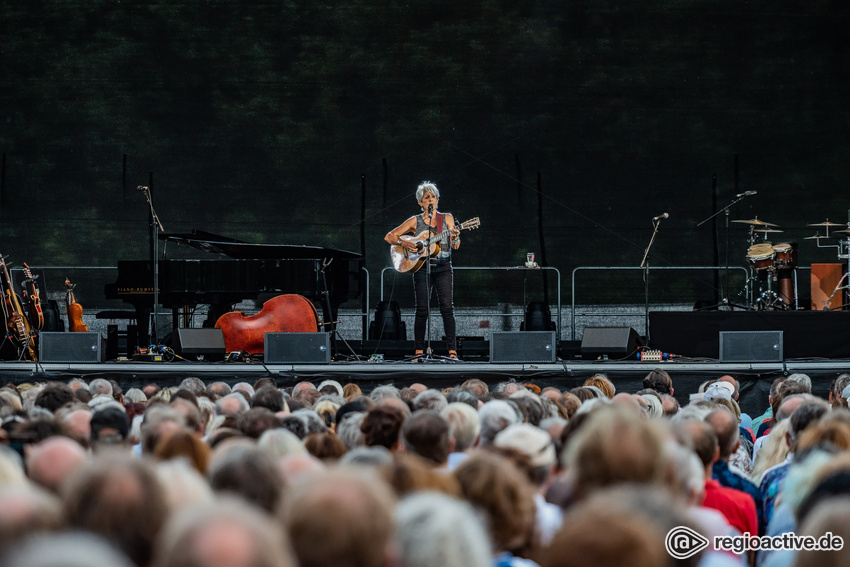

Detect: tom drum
[747, 243, 775, 270]
[772, 243, 797, 268]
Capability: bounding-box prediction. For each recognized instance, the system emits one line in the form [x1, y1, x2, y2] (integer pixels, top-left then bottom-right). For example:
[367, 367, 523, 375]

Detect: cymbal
[804, 235, 826, 240]
[833, 229, 850, 236]
[752, 228, 783, 233]
[807, 221, 844, 227]
[732, 218, 779, 227]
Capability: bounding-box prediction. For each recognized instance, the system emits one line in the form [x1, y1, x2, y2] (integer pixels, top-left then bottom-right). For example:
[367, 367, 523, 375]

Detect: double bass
[0, 255, 37, 360]
[215, 294, 319, 354]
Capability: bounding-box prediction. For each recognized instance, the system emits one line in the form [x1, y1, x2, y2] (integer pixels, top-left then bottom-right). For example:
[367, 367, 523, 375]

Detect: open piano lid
[160, 230, 361, 260]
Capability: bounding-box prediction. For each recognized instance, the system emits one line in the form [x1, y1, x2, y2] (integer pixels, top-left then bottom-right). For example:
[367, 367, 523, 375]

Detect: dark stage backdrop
[2, 1, 850, 318]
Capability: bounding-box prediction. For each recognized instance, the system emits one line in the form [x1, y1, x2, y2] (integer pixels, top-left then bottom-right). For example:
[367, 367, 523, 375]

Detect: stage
[1, 355, 845, 418]
[3, 309, 850, 418]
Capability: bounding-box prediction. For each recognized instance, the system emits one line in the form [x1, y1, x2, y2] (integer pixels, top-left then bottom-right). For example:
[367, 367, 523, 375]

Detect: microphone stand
[697, 193, 750, 310]
[139, 186, 165, 344]
[423, 205, 436, 360]
[640, 216, 665, 345]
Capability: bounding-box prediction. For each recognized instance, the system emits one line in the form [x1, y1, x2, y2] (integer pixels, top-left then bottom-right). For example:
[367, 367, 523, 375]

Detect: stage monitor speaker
[490, 331, 556, 363]
[39, 332, 103, 363]
[170, 328, 226, 361]
[719, 330, 783, 362]
[581, 327, 642, 359]
[265, 332, 331, 364]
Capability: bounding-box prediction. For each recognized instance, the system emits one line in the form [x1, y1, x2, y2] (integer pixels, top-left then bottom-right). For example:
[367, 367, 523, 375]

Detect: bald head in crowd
[154, 499, 297, 567]
[26, 436, 88, 493]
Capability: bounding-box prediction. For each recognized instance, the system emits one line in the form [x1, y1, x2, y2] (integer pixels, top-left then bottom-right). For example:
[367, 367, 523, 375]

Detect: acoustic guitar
[0, 255, 37, 360]
[390, 217, 480, 273]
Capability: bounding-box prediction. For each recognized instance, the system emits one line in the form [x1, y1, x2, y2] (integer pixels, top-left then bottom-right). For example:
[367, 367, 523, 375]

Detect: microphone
[428, 204, 434, 216]
[652, 212, 669, 221]
[137, 185, 149, 191]
[736, 190, 757, 197]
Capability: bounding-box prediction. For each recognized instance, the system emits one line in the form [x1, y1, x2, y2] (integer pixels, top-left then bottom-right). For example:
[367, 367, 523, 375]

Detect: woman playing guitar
[384, 181, 461, 360]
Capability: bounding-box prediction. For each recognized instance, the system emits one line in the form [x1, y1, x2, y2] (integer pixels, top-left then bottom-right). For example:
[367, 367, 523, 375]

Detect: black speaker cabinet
[39, 332, 103, 363]
[265, 332, 331, 364]
[169, 328, 226, 361]
[719, 330, 783, 362]
[490, 331, 556, 363]
[581, 327, 642, 359]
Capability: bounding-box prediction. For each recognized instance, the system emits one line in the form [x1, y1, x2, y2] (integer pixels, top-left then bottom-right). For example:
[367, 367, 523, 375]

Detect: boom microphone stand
[696, 191, 755, 310]
[640, 213, 668, 344]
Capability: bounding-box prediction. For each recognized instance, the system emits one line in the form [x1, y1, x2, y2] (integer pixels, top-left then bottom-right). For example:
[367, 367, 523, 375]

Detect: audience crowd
[1, 370, 850, 566]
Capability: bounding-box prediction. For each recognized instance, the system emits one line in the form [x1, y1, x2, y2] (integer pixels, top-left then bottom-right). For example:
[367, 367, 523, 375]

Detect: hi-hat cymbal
[732, 218, 779, 227]
[807, 220, 844, 227]
[752, 228, 783, 233]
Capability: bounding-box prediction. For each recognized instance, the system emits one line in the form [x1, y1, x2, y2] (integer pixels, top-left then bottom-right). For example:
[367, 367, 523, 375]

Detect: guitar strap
[436, 212, 444, 234]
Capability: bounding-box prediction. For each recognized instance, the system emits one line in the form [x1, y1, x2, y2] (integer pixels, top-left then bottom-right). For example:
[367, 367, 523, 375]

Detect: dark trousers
[412, 263, 457, 351]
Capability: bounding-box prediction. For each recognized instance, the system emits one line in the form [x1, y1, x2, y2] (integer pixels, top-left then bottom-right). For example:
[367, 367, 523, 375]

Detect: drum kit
[733, 217, 798, 310]
[733, 217, 850, 310]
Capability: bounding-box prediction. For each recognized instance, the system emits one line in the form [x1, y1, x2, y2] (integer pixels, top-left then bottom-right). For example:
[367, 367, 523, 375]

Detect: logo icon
[665, 526, 710, 559]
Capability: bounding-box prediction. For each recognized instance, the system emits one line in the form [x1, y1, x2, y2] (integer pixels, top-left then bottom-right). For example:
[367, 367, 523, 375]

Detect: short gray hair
[395, 492, 491, 567]
[478, 400, 520, 446]
[413, 389, 448, 412]
[416, 181, 440, 202]
[441, 402, 480, 452]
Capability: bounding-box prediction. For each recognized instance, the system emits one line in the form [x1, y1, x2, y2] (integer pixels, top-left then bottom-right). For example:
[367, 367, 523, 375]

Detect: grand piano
[104, 230, 363, 347]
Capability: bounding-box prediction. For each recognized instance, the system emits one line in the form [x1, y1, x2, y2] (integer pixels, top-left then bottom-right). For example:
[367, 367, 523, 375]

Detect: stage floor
[2, 356, 847, 417]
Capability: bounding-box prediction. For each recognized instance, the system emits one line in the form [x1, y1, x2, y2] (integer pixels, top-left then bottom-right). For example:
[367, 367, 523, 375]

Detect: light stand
[139, 186, 165, 344]
[640, 214, 666, 344]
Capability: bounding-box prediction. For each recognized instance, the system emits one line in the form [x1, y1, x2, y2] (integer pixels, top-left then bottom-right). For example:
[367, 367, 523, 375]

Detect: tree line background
[2, 0, 850, 314]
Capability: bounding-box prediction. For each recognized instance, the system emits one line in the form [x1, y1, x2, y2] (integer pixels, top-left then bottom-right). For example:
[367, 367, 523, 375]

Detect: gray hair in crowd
[337, 411, 367, 449]
[395, 491, 492, 567]
[124, 388, 147, 404]
[477, 400, 521, 446]
[441, 402, 481, 452]
[786, 373, 813, 393]
[1, 531, 135, 567]
[89, 378, 113, 397]
[413, 389, 448, 412]
[317, 379, 344, 397]
[370, 384, 401, 401]
[292, 409, 329, 435]
[178, 376, 206, 394]
[339, 445, 394, 467]
[257, 428, 307, 459]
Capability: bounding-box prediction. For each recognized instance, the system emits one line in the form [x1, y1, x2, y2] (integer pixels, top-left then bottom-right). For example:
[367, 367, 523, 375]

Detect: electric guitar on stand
[0, 255, 38, 361]
[390, 217, 480, 273]
[21, 263, 44, 331]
